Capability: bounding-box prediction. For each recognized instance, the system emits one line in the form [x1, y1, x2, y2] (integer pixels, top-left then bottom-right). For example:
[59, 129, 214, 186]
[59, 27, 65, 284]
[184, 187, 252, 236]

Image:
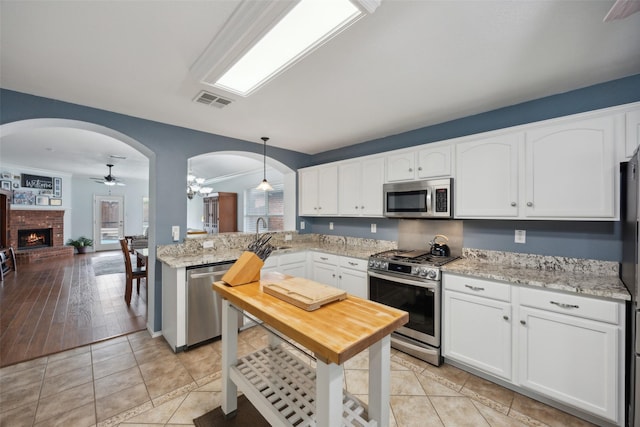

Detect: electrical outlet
[172, 225, 180, 242]
[300, 221, 305, 230]
[203, 240, 214, 249]
[515, 229, 526, 244]
[371, 223, 377, 233]
[329, 222, 334, 230]
[284, 234, 292, 241]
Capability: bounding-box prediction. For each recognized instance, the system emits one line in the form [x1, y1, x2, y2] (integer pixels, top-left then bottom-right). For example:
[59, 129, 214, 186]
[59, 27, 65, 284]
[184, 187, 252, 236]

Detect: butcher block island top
[213, 272, 408, 365]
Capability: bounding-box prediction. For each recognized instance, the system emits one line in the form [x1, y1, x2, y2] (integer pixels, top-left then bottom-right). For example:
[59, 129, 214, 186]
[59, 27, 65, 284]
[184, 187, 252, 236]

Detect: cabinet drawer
[339, 256, 367, 271]
[312, 252, 338, 264]
[279, 251, 307, 265]
[519, 287, 620, 324]
[443, 274, 511, 302]
[262, 255, 278, 269]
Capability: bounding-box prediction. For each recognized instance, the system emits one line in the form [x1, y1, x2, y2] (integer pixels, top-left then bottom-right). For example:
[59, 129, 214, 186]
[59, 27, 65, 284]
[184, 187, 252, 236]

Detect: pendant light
[256, 136, 273, 191]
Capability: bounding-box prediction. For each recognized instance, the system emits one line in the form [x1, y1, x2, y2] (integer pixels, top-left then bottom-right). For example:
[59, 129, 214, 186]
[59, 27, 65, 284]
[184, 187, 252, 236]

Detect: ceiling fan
[603, 0, 640, 22]
[91, 164, 125, 186]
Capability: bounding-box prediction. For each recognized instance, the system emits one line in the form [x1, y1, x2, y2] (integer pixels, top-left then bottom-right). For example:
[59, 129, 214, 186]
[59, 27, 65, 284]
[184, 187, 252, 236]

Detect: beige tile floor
[0, 325, 596, 427]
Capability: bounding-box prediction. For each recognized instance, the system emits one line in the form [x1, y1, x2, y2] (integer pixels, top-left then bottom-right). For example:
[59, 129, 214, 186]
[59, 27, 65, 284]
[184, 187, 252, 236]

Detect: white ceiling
[1, 0, 639, 180]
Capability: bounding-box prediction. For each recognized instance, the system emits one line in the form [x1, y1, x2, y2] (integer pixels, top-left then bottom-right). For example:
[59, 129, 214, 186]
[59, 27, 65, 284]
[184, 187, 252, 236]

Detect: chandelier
[187, 168, 213, 199]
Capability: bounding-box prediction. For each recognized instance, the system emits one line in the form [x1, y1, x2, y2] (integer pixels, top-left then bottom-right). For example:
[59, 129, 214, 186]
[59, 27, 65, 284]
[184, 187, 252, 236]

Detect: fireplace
[18, 228, 53, 250]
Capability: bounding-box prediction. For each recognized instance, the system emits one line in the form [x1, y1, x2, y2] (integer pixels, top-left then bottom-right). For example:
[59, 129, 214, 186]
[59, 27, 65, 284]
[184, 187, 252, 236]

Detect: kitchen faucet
[255, 217, 267, 240]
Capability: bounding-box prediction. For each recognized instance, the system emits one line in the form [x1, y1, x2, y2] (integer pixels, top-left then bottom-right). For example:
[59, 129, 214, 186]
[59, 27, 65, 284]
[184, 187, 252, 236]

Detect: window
[244, 184, 284, 232]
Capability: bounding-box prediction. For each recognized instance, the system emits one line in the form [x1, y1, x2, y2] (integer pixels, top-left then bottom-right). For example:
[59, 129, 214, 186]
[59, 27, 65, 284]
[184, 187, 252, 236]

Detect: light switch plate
[371, 223, 377, 233]
[515, 229, 526, 244]
[172, 225, 180, 241]
[329, 222, 334, 230]
[300, 221, 305, 230]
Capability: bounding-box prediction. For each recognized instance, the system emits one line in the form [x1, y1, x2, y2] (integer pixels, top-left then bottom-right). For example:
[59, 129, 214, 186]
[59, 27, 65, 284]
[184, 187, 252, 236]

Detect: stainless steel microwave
[383, 178, 453, 218]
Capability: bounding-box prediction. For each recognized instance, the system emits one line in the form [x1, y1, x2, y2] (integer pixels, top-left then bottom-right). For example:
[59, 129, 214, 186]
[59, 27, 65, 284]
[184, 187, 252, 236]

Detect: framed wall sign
[36, 196, 49, 206]
[49, 198, 62, 206]
[21, 173, 53, 190]
[0, 180, 10, 191]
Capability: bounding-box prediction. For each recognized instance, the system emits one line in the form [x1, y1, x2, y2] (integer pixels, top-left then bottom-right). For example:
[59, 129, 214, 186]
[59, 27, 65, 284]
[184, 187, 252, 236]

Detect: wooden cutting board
[262, 277, 347, 311]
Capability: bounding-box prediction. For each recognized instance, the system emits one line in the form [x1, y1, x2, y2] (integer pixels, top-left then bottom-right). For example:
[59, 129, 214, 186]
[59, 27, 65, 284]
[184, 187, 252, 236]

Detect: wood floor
[0, 251, 147, 368]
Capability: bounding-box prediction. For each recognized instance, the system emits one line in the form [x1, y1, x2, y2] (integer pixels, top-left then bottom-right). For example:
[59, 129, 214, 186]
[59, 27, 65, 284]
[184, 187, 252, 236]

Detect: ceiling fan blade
[603, 0, 640, 22]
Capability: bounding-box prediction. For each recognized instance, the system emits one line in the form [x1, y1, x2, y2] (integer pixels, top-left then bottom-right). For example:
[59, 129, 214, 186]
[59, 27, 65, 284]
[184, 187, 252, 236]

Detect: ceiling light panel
[193, 0, 380, 97]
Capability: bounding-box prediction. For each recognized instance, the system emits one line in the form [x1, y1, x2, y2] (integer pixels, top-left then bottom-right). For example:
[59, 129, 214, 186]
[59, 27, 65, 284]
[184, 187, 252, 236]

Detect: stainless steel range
[368, 249, 458, 366]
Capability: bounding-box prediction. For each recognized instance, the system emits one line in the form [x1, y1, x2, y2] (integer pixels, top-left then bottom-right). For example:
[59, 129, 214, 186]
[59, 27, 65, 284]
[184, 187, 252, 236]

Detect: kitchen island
[213, 272, 408, 427]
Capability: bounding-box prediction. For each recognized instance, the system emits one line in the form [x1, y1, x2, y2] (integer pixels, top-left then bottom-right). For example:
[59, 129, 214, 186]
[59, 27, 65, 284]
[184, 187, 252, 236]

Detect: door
[94, 195, 124, 251]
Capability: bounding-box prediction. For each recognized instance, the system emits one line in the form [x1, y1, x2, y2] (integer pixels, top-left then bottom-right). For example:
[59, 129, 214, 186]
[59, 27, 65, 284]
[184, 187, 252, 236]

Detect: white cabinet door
[298, 165, 338, 216]
[281, 262, 306, 278]
[386, 152, 416, 182]
[360, 157, 385, 216]
[339, 268, 367, 299]
[417, 145, 451, 178]
[338, 161, 361, 216]
[524, 116, 616, 219]
[299, 168, 319, 216]
[317, 165, 338, 215]
[455, 133, 521, 218]
[626, 109, 640, 158]
[518, 306, 619, 422]
[313, 262, 338, 287]
[443, 290, 512, 380]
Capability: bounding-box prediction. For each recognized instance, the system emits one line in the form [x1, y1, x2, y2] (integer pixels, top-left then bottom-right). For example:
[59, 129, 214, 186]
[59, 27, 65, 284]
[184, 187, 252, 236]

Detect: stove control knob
[427, 270, 437, 279]
[418, 268, 428, 277]
[368, 259, 375, 268]
[381, 261, 388, 270]
[373, 260, 380, 268]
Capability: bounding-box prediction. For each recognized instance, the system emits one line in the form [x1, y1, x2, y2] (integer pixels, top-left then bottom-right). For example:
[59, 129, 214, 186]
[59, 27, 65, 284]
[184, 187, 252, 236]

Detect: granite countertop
[156, 233, 395, 268]
[442, 250, 629, 302]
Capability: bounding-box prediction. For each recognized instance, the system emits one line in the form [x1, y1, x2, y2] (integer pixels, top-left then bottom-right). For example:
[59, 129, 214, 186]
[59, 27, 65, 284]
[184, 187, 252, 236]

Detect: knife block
[222, 251, 264, 286]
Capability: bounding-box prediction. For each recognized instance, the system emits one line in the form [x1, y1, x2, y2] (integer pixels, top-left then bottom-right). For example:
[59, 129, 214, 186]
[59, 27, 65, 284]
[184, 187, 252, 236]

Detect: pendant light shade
[257, 137, 273, 191]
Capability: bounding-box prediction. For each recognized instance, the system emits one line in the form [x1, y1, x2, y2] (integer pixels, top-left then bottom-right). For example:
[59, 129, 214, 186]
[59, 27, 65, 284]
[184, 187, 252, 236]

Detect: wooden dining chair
[119, 238, 146, 305]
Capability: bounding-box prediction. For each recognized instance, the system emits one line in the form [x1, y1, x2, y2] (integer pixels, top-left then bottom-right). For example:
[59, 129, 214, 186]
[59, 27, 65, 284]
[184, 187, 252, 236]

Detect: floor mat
[92, 255, 125, 275]
[193, 395, 270, 427]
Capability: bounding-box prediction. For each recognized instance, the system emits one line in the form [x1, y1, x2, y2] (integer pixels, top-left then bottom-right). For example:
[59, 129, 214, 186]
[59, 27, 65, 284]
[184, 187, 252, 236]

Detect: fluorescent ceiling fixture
[214, 0, 363, 96]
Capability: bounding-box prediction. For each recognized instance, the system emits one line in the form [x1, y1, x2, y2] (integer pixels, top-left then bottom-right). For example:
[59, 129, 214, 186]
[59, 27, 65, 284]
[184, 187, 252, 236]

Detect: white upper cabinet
[455, 133, 521, 218]
[455, 115, 618, 220]
[626, 108, 640, 158]
[524, 116, 616, 219]
[386, 144, 452, 182]
[298, 165, 338, 216]
[417, 144, 452, 179]
[339, 157, 385, 216]
[386, 151, 416, 182]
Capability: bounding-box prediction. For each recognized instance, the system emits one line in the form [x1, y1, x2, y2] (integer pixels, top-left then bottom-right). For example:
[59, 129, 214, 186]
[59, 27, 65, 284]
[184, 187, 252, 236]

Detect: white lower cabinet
[312, 252, 368, 299]
[443, 273, 624, 425]
[518, 288, 621, 423]
[443, 277, 512, 380]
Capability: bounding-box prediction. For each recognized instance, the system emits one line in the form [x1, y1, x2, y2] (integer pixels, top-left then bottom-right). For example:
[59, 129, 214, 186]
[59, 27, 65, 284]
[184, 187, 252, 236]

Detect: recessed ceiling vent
[193, 90, 233, 109]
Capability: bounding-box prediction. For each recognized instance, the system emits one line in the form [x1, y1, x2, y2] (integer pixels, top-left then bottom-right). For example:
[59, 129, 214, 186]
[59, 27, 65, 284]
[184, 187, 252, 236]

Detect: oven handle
[368, 270, 438, 290]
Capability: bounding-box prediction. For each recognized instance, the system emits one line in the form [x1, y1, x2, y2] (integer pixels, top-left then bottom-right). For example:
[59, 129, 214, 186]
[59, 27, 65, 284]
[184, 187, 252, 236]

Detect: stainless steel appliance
[383, 178, 453, 219]
[186, 260, 240, 348]
[368, 249, 457, 366]
[621, 150, 639, 427]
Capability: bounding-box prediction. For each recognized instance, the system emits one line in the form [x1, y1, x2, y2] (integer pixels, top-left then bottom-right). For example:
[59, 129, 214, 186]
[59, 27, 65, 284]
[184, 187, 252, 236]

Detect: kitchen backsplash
[463, 248, 619, 275]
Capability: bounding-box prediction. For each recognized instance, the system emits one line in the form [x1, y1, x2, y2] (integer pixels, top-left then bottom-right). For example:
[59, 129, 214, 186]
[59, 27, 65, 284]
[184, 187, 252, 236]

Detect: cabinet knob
[332, 273, 336, 278]
[355, 206, 359, 209]
[503, 315, 509, 321]
[418, 166, 422, 171]
[520, 320, 526, 325]
[360, 206, 364, 209]
[318, 206, 322, 210]
[526, 202, 533, 207]
[408, 168, 413, 172]
[338, 275, 342, 279]
[510, 202, 516, 207]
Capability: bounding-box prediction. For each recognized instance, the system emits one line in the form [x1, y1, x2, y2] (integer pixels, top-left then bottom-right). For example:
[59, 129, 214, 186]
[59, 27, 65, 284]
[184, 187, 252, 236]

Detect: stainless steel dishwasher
[186, 261, 239, 348]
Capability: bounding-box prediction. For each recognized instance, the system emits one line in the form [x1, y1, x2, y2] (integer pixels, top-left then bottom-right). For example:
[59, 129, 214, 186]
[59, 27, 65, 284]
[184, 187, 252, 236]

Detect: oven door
[368, 270, 440, 347]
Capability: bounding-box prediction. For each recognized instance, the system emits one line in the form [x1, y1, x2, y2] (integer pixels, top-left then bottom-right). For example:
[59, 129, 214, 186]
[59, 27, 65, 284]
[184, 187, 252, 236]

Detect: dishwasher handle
[189, 271, 226, 280]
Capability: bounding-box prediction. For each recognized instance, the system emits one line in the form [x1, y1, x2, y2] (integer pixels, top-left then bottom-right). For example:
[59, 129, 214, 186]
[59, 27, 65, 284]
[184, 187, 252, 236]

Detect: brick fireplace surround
[9, 209, 74, 264]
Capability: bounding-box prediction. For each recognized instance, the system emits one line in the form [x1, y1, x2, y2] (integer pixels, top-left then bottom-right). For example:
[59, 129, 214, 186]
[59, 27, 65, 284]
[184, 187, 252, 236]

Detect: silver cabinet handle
[503, 315, 509, 321]
[550, 301, 579, 309]
[510, 202, 516, 207]
[465, 284, 485, 291]
[320, 257, 328, 261]
[348, 261, 358, 266]
[520, 320, 526, 325]
[526, 202, 533, 207]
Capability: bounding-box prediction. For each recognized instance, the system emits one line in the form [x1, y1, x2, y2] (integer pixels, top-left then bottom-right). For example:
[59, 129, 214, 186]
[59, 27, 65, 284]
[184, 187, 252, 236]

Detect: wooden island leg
[368, 334, 391, 427]
[316, 360, 343, 427]
[221, 298, 238, 416]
